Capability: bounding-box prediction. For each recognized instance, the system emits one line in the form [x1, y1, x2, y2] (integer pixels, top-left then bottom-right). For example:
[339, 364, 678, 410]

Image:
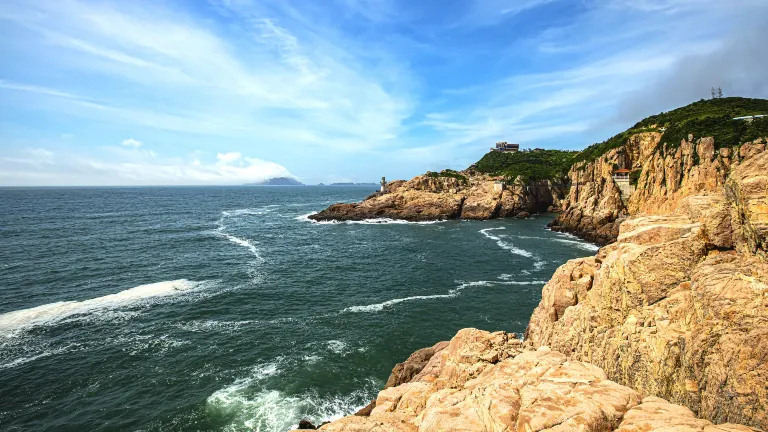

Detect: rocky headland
[297, 98, 768, 431]
[309, 172, 567, 222]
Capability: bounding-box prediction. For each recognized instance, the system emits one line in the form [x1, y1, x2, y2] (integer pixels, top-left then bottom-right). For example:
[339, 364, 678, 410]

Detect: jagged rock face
[293, 329, 756, 432]
[310, 174, 567, 222]
[526, 199, 768, 429]
[552, 133, 766, 245]
[548, 133, 661, 245]
[726, 150, 768, 259]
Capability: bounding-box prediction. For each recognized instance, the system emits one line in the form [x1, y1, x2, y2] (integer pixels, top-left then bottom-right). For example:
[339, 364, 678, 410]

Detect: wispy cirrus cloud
[1, 0, 767, 185]
[0, 0, 412, 151]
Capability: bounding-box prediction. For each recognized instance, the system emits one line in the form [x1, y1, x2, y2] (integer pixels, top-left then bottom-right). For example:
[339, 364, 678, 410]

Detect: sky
[1, 0, 767, 186]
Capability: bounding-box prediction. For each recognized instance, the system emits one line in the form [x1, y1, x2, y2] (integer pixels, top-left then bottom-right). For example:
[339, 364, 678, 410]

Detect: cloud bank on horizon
[0, 0, 766, 186]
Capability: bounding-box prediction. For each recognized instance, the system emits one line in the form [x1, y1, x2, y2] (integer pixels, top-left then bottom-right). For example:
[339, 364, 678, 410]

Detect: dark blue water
[0, 186, 598, 432]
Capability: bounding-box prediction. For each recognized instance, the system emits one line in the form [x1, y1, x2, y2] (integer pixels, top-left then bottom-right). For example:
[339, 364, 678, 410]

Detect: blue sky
[1, 0, 767, 186]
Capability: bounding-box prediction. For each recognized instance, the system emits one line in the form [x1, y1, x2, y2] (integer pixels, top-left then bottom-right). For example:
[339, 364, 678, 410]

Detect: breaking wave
[207, 361, 377, 432]
[0, 279, 206, 337]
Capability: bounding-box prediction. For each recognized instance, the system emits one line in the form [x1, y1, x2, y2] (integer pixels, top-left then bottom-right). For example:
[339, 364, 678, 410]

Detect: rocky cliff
[297, 150, 767, 432]
[526, 149, 768, 429]
[309, 173, 567, 222]
[300, 99, 768, 431]
[550, 132, 766, 245]
[293, 329, 758, 432]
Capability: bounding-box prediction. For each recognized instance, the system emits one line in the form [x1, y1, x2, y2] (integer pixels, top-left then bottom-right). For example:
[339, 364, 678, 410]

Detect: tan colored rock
[726, 150, 768, 259]
[313, 330, 755, 432]
[553, 132, 767, 245]
[384, 341, 448, 389]
[527, 211, 768, 429]
[311, 173, 567, 222]
[616, 397, 756, 432]
[460, 181, 501, 219]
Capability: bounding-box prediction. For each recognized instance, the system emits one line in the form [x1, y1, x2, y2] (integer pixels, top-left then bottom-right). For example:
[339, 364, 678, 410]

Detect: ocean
[0, 186, 598, 432]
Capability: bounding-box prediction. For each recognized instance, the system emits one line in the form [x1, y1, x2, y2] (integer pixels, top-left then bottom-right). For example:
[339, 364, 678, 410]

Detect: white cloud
[216, 152, 242, 164]
[0, 148, 293, 186]
[0, 0, 413, 152]
[121, 138, 142, 148]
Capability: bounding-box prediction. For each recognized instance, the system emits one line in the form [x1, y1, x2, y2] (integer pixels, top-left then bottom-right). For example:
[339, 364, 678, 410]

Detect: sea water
[0, 186, 597, 431]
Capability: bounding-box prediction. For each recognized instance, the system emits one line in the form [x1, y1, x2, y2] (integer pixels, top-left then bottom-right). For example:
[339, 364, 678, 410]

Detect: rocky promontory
[309, 172, 567, 222]
[295, 152, 767, 432]
[297, 98, 768, 431]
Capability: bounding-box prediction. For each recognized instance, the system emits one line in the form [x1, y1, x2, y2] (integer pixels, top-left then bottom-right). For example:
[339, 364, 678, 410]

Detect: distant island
[244, 177, 304, 186]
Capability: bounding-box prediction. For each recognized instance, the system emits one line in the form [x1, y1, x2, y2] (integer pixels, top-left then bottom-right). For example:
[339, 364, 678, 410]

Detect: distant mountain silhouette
[244, 177, 304, 186]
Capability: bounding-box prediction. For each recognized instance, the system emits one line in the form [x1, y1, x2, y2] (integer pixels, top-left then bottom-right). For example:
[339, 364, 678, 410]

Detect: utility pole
[711, 87, 716, 99]
[717, 87, 723, 98]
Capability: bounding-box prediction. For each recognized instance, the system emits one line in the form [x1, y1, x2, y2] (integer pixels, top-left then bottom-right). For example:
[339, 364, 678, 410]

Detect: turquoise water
[0, 186, 598, 432]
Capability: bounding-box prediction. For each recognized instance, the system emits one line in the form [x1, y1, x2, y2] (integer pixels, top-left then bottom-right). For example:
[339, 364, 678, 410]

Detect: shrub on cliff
[426, 169, 468, 184]
[474, 150, 576, 182]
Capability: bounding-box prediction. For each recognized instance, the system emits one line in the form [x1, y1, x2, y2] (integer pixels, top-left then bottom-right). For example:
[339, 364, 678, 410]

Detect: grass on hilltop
[574, 97, 768, 165]
[473, 149, 576, 182]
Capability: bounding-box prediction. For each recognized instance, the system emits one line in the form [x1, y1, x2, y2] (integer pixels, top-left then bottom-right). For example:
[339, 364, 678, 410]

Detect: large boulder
[292, 330, 757, 432]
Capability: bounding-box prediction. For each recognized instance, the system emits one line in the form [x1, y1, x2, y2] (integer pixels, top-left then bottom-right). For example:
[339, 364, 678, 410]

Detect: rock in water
[297, 419, 316, 429]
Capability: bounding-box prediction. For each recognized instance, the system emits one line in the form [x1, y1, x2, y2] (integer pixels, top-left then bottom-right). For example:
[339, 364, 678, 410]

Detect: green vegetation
[633, 97, 768, 128]
[473, 150, 577, 182]
[660, 115, 768, 151]
[629, 170, 641, 187]
[426, 169, 468, 184]
[572, 127, 657, 165]
[574, 97, 768, 164]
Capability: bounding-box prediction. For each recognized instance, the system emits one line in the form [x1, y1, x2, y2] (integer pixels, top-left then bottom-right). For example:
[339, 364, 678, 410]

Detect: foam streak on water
[0, 279, 202, 336]
[343, 278, 547, 314]
[297, 213, 445, 225]
[511, 234, 599, 251]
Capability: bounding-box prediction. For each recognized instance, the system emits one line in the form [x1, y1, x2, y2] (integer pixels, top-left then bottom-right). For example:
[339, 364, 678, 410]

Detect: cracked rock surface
[291, 329, 756, 432]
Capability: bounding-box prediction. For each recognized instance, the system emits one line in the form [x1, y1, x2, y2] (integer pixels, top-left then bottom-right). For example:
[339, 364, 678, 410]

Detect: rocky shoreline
[309, 173, 568, 222]
[295, 142, 767, 431]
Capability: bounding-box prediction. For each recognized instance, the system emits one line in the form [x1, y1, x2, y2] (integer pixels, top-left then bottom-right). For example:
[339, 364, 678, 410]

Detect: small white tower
[380, 176, 386, 192]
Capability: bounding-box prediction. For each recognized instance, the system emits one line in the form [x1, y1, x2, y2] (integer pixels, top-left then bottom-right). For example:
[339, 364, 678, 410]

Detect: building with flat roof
[491, 142, 520, 153]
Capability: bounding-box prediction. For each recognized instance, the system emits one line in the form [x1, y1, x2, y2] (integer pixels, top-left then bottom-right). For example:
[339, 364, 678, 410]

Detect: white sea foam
[110, 333, 190, 356]
[214, 209, 266, 262]
[222, 206, 280, 218]
[478, 227, 534, 258]
[177, 319, 256, 333]
[0, 346, 65, 370]
[208, 369, 378, 432]
[511, 234, 599, 252]
[343, 293, 456, 313]
[344, 279, 548, 314]
[297, 212, 445, 225]
[0, 279, 204, 336]
[221, 232, 263, 259]
[325, 340, 348, 354]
